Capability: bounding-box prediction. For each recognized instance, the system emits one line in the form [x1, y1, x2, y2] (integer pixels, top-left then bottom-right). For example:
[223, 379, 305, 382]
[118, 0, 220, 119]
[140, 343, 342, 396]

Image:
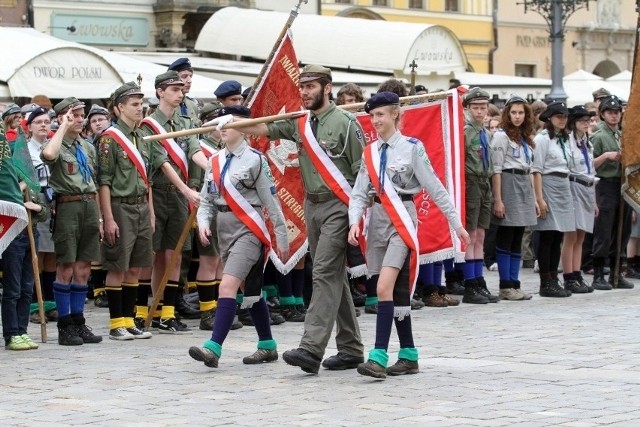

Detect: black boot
[592, 265, 612, 290]
[444, 271, 465, 295]
[608, 274, 635, 289]
[461, 279, 489, 304]
[57, 317, 83, 346]
[475, 277, 500, 303]
[175, 291, 201, 319]
[539, 278, 571, 298]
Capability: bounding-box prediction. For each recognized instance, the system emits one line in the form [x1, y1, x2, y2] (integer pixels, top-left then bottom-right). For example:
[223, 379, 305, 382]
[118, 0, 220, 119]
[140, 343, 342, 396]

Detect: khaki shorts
[152, 187, 191, 252]
[102, 199, 153, 271]
[366, 202, 414, 275]
[52, 198, 100, 263]
[218, 212, 263, 280]
[465, 176, 492, 230]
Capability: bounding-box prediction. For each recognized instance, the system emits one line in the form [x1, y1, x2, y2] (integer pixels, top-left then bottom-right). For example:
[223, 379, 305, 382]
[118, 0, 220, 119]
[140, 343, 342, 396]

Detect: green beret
[155, 71, 185, 89]
[113, 82, 144, 103]
[299, 64, 332, 83]
[53, 97, 85, 116]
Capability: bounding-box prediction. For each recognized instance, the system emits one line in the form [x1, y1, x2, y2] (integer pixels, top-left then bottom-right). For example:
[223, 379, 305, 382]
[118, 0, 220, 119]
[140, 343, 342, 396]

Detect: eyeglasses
[31, 120, 51, 126]
[90, 117, 108, 124]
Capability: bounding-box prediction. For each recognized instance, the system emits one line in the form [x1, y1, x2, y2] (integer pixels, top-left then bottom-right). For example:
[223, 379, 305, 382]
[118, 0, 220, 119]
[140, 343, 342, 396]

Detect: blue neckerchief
[520, 136, 530, 164]
[75, 142, 92, 184]
[180, 102, 188, 116]
[379, 143, 388, 194]
[577, 136, 591, 174]
[479, 128, 490, 171]
[219, 153, 233, 195]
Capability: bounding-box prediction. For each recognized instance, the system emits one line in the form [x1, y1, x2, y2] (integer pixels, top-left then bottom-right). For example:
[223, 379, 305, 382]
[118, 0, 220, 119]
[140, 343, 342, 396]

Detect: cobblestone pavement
[2, 268, 640, 426]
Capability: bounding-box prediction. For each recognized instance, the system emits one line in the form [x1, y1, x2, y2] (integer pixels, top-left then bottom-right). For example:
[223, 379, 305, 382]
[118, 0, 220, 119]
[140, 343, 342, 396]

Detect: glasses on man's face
[31, 120, 51, 126]
[90, 117, 108, 124]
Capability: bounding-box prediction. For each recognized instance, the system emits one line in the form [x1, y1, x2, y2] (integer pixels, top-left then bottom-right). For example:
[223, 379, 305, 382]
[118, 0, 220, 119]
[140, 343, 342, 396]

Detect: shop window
[445, 0, 459, 12]
[515, 64, 536, 78]
[373, 0, 388, 6]
[409, 0, 424, 9]
[335, 0, 352, 3]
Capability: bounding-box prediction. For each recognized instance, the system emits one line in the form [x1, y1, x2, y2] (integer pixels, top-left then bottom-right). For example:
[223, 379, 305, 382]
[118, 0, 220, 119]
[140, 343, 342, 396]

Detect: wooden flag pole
[243, 0, 308, 106]
[142, 111, 307, 142]
[23, 191, 47, 342]
[144, 207, 198, 329]
[339, 91, 451, 112]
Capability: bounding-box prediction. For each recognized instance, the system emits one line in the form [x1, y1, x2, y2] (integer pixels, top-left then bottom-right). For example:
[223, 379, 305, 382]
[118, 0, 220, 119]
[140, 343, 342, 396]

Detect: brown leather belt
[56, 193, 96, 203]
[305, 192, 335, 203]
[152, 183, 179, 192]
[374, 195, 414, 203]
[115, 195, 148, 205]
[569, 176, 594, 187]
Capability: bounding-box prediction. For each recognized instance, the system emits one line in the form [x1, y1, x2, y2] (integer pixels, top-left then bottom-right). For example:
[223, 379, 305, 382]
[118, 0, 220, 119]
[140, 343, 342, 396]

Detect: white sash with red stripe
[102, 127, 148, 185]
[364, 142, 419, 307]
[199, 141, 217, 159]
[210, 150, 272, 252]
[297, 113, 352, 205]
[141, 117, 189, 180]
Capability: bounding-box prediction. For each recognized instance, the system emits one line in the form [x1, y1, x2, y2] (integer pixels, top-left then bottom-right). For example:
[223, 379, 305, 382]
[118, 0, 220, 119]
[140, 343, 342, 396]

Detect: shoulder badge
[407, 137, 419, 145]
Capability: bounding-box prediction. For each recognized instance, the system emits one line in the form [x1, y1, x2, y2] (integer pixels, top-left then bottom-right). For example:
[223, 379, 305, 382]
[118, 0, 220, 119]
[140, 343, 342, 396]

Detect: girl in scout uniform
[490, 96, 538, 301]
[532, 101, 574, 298]
[560, 106, 597, 294]
[347, 92, 469, 379]
[188, 105, 289, 368]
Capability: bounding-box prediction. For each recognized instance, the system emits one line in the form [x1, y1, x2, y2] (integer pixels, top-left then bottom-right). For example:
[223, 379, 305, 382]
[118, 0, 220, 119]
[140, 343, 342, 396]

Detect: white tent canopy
[195, 7, 468, 77]
[563, 69, 628, 106]
[605, 70, 632, 96]
[0, 27, 223, 101]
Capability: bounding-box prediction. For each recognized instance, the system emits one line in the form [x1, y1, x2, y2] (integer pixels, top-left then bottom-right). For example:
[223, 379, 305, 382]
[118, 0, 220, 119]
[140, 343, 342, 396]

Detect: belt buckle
[81, 194, 89, 201]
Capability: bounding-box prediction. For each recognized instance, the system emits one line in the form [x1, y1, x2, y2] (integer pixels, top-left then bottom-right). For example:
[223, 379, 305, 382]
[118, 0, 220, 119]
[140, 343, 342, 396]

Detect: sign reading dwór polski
[51, 14, 149, 47]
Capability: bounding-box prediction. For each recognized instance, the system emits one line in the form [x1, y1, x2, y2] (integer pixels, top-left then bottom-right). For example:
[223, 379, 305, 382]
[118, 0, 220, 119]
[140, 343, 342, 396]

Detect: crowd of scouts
[0, 57, 635, 381]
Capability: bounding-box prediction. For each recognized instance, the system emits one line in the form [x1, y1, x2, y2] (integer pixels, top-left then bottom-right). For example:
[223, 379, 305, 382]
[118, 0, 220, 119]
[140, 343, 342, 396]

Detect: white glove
[216, 114, 234, 131]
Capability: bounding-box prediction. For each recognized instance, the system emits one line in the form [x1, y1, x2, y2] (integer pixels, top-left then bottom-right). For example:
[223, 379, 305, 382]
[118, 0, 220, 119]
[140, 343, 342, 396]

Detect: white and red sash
[199, 141, 217, 159]
[297, 113, 352, 205]
[364, 142, 419, 294]
[141, 117, 189, 180]
[102, 127, 148, 185]
[210, 151, 271, 256]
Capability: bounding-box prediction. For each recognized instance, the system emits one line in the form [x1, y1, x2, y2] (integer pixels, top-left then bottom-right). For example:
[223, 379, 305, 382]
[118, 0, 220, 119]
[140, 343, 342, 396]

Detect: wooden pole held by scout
[24, 190, 47, 342]
[144, 207, 198, 329]
[142, 111, 307, 142]
[339, 91, 450, 112]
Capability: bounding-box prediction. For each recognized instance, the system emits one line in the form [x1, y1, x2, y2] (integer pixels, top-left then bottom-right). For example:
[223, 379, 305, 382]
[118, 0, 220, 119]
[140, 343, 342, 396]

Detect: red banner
[354, 90, 466, 263]
[246, 31, 306, 273]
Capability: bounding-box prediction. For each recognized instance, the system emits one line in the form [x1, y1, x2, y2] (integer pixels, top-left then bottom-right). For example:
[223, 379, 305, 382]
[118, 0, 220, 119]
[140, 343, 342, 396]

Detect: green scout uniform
[141, 108, 201, 252]
[267, 101, 364, 359]
[42, 135, 100, 263]
[464, 119, 493, 230]
[592, 126, 622, 179]
[181, 97, 200, 126]
[97, 119, 152, 271]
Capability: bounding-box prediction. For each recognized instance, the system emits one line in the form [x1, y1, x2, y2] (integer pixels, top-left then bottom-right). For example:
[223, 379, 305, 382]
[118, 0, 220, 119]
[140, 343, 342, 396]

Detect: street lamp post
[520, 0, 593, 102]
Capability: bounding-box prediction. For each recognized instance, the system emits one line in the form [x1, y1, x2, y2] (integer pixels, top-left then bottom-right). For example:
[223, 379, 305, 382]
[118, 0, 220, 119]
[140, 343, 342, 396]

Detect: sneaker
[158, 318, 192, 334]
[539, 280, 571, 298]
[5, 335, 31, 351]
[579, 277, 594, 293]
[564, 279, 590, 294]
[609, 275, 635, 289]
[109, 327, 135, 341]
[76, 324, 103, 343]
[513, 288, 533, 300]
[126, 326, 152, 339]
[94, 291, 109, 308]
[134, 317, 146, 330]
[20, 334, 39, 349]
[188, 346, 219, 368]
[499, 288, 524, 301]
[58, 324, 83, 346]
[242, 348, 278, 364]
[357, 360, 387, 379]
[489, 262, 498, 271]
[386, 359, 419, 376]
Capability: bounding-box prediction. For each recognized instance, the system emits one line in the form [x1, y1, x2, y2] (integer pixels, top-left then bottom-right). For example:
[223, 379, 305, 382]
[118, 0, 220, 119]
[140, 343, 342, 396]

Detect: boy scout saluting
[98, 82, 154, 341]
[41, 97, 103, 346]
[140, 71, 208, 334]
[221, 64, 365, 374]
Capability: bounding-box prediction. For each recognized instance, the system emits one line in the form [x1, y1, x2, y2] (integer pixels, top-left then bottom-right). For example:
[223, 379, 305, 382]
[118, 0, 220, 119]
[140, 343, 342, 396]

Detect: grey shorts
[196, 213, 220, 257]
[366, 202, 414, 275]
[101, 200, 153, 271]
[218, 212, 263, 280]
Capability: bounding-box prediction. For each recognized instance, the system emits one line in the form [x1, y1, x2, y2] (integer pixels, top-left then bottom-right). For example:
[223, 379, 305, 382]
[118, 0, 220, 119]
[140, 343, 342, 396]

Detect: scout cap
[216, 105, 251, 118]
[299, 64, 332, 83]
[2, 103, 21, 119]
[539, 100, 569, 122]
[26, 106, 49, 125]
[214, 80, 242, 98]
[504, 94, 527, 106]
[414, 84, 427, 93]
[86, 104, 109, 121]
[364, 91, 400, 114]
[112, 82, 144, 104]
[200, 101, 223, 121]
[21, 103, 39, 115]
[592, 87, 611, 101]
[464, 87, 490, 106]
[155, 71, 185, 88]
[568, 105, 596, 122]
[54, 97, 85, 116]
[168, 57, 192, 72]
[598, 95, 622, 113]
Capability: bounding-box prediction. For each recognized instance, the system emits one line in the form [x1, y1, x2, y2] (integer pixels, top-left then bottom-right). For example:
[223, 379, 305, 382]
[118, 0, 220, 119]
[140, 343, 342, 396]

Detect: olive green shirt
[267, 102, 364, 194]
[141, 108, 201, 187]
[97, 119, 150, 198]
[464, 120, 493, 178]
[42, 135, 97, 195]
[592, 125, 622, 179]
[181, 97, 200, 126]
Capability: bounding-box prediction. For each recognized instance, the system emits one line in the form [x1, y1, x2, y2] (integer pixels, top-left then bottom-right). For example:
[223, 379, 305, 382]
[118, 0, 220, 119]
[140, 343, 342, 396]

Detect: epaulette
[407, 137, 419, 144]
[338, 108, 356, 121]
[249, 147, 264, 158]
